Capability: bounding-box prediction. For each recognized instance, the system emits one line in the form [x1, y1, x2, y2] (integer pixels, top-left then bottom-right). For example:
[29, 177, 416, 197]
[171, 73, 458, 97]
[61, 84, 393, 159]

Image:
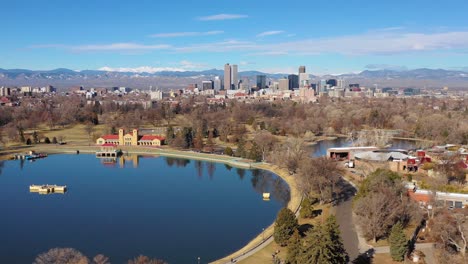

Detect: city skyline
[3, 0, 468, 74]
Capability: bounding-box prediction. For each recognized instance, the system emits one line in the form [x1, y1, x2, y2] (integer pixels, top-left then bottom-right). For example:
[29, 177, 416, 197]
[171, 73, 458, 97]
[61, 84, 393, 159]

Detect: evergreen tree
[389, 222, 408, 262]
[165, 126, 175, 145]
[286, 229, 302, 264]
[299, 216, 348, 264]
[52, 137, 58, 144]
[224, 146, 233, 156]
[44, 137, 51, 144]
[33, 131, 39, 144]
[324, 215, 349, 263]
[300, 198, 314, 218]
[248, 142, 262, 162]
[235, 139, 246, 158]
[26, 138, 32, 145]
[19, 127, 25, 143]
[274, 208, 298, 246]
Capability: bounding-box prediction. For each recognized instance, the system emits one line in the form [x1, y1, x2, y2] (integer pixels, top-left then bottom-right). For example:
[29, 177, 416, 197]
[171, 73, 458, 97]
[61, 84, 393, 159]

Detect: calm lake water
[309, 138, 418, 157]
[0, 154, 289, 264]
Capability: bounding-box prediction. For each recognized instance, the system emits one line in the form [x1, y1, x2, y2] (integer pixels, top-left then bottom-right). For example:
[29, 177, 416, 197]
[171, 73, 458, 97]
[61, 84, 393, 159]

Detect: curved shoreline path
[2, 145, 302, 264]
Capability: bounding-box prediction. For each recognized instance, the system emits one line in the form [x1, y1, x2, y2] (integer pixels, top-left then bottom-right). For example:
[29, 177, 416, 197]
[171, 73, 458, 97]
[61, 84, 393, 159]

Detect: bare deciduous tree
[33, 248, 89, 264]
[127, 255, 167, 264]
[253, 130, 277, 161]
[296, 157, 343, 203]
[431, 210, 467, 258]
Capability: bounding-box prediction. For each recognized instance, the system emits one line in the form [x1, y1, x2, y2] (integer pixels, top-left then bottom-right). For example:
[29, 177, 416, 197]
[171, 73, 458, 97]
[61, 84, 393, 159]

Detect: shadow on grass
[298, 223, 313, 235]
[352, 248, 375, 264]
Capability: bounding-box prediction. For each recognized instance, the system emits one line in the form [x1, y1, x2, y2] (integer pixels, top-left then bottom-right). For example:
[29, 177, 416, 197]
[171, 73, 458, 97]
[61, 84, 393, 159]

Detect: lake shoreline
[0, 144, 301, 264]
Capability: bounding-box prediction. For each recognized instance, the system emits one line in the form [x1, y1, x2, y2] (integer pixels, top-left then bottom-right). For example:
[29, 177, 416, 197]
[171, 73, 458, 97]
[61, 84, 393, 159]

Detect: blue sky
[3, 0, 468, 74]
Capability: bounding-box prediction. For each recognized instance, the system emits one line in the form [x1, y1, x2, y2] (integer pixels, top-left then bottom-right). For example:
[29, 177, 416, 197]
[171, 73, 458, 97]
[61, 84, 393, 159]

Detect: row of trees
[1, 94, 467, 148]
[33, 248, 166, 264]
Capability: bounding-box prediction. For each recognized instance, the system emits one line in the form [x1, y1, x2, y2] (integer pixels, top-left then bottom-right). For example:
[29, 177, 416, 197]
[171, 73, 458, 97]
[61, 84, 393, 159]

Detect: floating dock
[29, 185, 67, 194]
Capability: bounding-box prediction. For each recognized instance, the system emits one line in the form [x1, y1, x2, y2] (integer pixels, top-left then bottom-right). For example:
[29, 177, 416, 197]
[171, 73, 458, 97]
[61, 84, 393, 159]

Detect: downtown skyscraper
[224, 63, 231, 90]
[223, 63, 238, 90]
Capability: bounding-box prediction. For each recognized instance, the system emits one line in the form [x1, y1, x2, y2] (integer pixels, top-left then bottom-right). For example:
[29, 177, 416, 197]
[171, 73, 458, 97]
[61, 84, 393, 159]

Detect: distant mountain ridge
[1, 67, 467, 89]
[0, 68, 289, 79]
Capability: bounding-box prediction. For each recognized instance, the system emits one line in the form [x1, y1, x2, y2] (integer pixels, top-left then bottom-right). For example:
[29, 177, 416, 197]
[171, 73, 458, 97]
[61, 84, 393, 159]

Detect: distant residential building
[21, 86, 32, 93]
[403, 88, 421, 96]
[119, 87, 131, 93]
[299, 66, 306, 74]
[299, 87, 317, 103]
[224, 63, 231, 90]
[256, 75, 266, 89]
[202, 80, 214, 91]
[326, 79, 337, 87]
[149, 89, 163, 100]
[349, 83, 360, 90]
[288, 74, 299, 90]
[337, 79, 344, 89]
[0, 87, 10, 96]
[279, 78, 289, 90]
[231, 64, 238, 89]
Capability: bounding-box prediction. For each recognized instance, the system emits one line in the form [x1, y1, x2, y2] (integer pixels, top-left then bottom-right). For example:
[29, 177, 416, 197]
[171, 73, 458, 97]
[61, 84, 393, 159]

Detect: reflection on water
[251, 169, 290, 207]
[0, 154, 286, 263]
[309, 138, 418, 157]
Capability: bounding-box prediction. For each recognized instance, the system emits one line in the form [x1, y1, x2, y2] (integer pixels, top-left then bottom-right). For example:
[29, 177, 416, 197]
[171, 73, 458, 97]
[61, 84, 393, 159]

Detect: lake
[0, 154, 289, 264]
[308, 138, 419, 157]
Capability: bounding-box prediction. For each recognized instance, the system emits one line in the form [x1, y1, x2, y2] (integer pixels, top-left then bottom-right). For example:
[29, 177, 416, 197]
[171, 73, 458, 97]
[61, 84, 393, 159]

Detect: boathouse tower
[132, 129, 138, 145]
[118, 129, 124, 145]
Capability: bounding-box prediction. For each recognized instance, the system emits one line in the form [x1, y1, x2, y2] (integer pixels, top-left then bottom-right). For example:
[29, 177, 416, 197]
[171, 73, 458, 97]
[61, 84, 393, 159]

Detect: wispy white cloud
[239, 61, 255, 66]
[250, 51, 288, 56]
[197, 14, 248, 21]
[30, 29, 468, 56]
[172, 30, 468, 55]
[257, 30, 284, 37]
[72, 43, 171, 51]
[179, 60, 207, 69]
[173, 40, 257, 53]
[150, 31, 223, 38]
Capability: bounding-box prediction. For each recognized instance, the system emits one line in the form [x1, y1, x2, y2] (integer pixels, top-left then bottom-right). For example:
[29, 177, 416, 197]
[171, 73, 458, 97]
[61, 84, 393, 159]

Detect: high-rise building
[224, 63, 231, 90]
[299, 66, 306, 74]
[288, 74, 299, 90]
[231, 64, 238, 89]
[299, 73, 310, 88]
[256, 75, 266, 89]
[202, 80, 214, 91]
[214, 76, 221, 91]
[279, 78, 289, 90]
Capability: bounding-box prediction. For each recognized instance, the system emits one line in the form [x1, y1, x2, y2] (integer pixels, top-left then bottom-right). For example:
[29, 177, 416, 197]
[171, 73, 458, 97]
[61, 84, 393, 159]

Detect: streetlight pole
[197, 257, 200, 264]
[262, 228, 265, 240]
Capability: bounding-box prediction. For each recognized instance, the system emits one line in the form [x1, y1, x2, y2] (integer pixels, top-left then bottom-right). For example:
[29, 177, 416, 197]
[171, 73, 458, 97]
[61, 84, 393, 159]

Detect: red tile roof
[139, 135, 165, 141]
[101, 143, 117, 147]
[102, 135, 119, 140]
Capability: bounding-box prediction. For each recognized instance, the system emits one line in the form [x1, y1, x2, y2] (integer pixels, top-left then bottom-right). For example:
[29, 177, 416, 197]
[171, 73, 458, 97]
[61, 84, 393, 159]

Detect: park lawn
[26, 124, 108, 145]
